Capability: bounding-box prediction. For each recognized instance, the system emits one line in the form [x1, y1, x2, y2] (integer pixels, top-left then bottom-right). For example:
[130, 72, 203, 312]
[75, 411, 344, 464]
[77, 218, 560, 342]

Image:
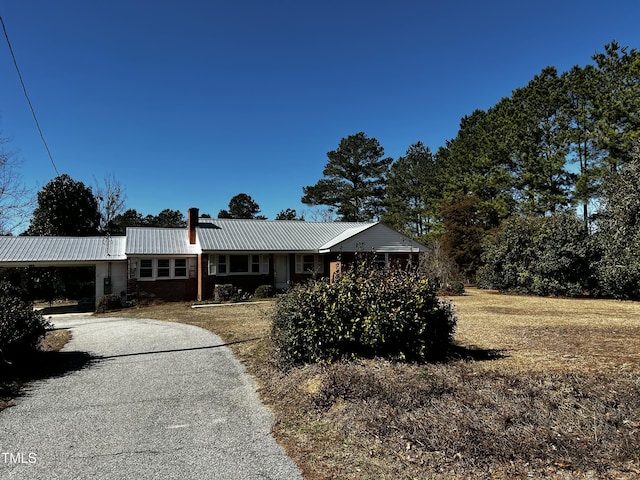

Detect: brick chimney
[188, 207, 199, 244]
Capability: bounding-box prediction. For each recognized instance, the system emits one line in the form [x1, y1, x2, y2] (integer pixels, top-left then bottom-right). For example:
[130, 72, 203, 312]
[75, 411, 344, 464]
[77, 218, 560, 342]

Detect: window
[136, 258, 191, 280]
[251, 255, 261, 273]
[295, 254, 324, 274]
[140, 259, 153, 278]
[218, 255, 227, 274]
[174, 259, 187, 277]
[302, 254, 315, 272]
[230, 255, 249, 273]
[209, 254, 267, 276]
[374, 253, 389, 269]
[208, 255, 221, 275]
[157, 259, 170, 278]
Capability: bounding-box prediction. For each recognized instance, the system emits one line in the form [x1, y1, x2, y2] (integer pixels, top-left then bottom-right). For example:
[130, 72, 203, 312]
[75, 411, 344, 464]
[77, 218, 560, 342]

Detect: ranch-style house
[0, 208, 427, 307]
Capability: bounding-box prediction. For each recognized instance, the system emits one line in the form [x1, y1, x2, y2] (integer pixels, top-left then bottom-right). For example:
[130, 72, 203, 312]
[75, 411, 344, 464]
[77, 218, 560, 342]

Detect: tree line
[2, 41, 638, 299]
[304, 42, 638, 229]
[300, 42, 640, 298]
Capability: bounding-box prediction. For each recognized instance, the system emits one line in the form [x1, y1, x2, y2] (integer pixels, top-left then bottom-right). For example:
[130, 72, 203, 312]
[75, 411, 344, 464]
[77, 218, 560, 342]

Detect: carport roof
[0, 235, 127, 265]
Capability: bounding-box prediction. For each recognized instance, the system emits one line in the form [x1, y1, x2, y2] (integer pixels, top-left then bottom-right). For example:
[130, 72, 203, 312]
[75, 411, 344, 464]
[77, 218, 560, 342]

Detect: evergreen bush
[271, 262, 457, 365]
[0, 282, 51, 354]
[594, 146, 640, 299]
[477, 213, 591, 296]
[253, 284, 275, 299]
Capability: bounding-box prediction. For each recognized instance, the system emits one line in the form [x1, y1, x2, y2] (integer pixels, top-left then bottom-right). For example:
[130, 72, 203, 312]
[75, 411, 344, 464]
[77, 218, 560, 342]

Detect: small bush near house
[271, 262, 457, 365]
[253, 284, 274, 299]
[0, 282, 51, 355]
[213, 284, 238, 302]
[96, 294, 122, 313]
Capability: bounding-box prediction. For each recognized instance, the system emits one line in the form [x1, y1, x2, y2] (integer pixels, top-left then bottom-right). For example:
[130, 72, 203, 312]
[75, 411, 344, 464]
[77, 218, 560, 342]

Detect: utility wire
[1, 15, 60, 176]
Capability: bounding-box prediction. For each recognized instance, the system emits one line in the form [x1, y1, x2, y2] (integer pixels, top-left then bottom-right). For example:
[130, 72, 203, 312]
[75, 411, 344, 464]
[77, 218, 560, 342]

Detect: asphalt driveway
[0, 316, 302, 480]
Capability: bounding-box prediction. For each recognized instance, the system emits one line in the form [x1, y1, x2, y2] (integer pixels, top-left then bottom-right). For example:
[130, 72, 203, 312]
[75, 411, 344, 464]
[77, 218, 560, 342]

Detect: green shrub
[477, 213, 591, 296]
[440, 280, 465, 296]
[271, 263, 457, 365]
[96, 294, 122, 313]
[0, 282, 51, 354]
[594, 149, 640, 299]
[254, 284, 275, 299]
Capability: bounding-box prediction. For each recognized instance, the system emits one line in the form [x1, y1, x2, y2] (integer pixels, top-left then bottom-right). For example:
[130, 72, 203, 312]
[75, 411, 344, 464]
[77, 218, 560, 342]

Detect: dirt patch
[38, 329, 72, 352]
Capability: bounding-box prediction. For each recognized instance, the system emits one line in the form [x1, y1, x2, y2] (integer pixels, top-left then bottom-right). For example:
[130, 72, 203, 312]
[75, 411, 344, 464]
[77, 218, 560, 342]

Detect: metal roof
[196, 218, 376, 252]
[125, 227, 200, 255]
[0, 221, 426, 264]
[0, 235, 126, 265]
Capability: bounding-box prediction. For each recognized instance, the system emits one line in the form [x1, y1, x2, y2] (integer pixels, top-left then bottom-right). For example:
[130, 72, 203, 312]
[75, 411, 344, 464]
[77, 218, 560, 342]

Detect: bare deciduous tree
[303, 207, 338, 222]
[94, 173, 126, 234]
[0, 136, 33, 234]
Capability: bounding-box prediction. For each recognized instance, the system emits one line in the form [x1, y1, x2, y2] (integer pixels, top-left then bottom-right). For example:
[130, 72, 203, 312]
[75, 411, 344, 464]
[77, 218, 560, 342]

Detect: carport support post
[95, 262, 106, 310]
[197, 254, 203, 301]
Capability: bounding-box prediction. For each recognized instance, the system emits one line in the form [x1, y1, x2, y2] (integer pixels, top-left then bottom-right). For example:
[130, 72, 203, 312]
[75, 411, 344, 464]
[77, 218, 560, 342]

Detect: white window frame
[174, 258, 188, 278]
[135, 258, 191, 280]
[295, 254, 324, 274]
[139, 259, 154, 278]
[157, 258, 171, 278]
[208, 254, 268, 276]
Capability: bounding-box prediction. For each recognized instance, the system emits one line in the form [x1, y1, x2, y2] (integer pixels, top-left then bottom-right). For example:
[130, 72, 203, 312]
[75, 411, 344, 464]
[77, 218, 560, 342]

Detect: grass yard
[101, 289, 640, 479]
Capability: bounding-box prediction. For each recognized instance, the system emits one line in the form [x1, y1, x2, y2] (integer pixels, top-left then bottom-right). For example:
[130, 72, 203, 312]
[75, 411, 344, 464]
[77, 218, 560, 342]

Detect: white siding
[95, 261, 128, 307]
[320, 223, 427, 253]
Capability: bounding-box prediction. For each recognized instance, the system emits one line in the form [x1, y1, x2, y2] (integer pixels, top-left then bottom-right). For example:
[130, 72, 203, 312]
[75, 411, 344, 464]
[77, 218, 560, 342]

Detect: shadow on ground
[0, 349, 98, 410]
[39, 304, 93, 315]
[447, 343, 507, 362]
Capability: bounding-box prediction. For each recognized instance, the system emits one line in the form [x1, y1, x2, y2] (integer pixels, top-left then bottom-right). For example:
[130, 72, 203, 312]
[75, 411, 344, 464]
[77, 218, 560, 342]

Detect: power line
[1, 15, 60, 176]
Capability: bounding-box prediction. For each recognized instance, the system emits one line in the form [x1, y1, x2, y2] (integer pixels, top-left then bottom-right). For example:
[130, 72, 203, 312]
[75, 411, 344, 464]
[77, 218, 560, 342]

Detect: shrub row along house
[0, 209, 427, 307]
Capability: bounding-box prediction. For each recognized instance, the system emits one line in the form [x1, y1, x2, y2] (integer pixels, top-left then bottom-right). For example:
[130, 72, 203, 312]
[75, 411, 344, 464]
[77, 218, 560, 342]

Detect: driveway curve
[0, 316, 302, 480]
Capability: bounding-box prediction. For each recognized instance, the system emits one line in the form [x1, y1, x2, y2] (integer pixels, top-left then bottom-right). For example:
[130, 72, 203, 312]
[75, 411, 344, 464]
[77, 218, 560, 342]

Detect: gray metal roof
[125, 227, 200, 255]
[196, 218, 376, 252]
[0, 221, 426, 264]
[0, 235, 126, 265]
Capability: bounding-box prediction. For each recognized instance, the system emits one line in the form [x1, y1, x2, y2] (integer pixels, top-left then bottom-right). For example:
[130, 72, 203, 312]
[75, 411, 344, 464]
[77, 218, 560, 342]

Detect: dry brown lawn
[100, 290, 640, 479]
[454, 288, 640, 376]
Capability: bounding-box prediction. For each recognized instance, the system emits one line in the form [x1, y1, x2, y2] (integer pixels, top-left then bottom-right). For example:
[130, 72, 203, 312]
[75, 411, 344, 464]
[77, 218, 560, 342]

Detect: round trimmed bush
[254, 284, 275, 299]
[271, 263, 457, 365]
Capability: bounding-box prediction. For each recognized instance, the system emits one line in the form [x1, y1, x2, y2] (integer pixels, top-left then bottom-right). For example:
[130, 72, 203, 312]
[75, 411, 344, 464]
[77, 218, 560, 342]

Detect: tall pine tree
[302, 132, 392, 222]
[384, 142, 440, 240]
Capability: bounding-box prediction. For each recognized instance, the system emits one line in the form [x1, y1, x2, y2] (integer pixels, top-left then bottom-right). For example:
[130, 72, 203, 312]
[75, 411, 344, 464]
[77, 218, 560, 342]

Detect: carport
[0, 235, 127, 309]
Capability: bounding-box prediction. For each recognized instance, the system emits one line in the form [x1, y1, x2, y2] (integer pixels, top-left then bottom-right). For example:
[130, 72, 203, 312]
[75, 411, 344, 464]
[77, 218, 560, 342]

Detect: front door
[274, 254, 289, 290]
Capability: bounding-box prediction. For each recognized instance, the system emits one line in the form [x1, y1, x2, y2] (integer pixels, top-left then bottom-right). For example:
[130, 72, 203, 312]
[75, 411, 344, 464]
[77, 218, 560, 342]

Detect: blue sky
[1, 1, 639, 223]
